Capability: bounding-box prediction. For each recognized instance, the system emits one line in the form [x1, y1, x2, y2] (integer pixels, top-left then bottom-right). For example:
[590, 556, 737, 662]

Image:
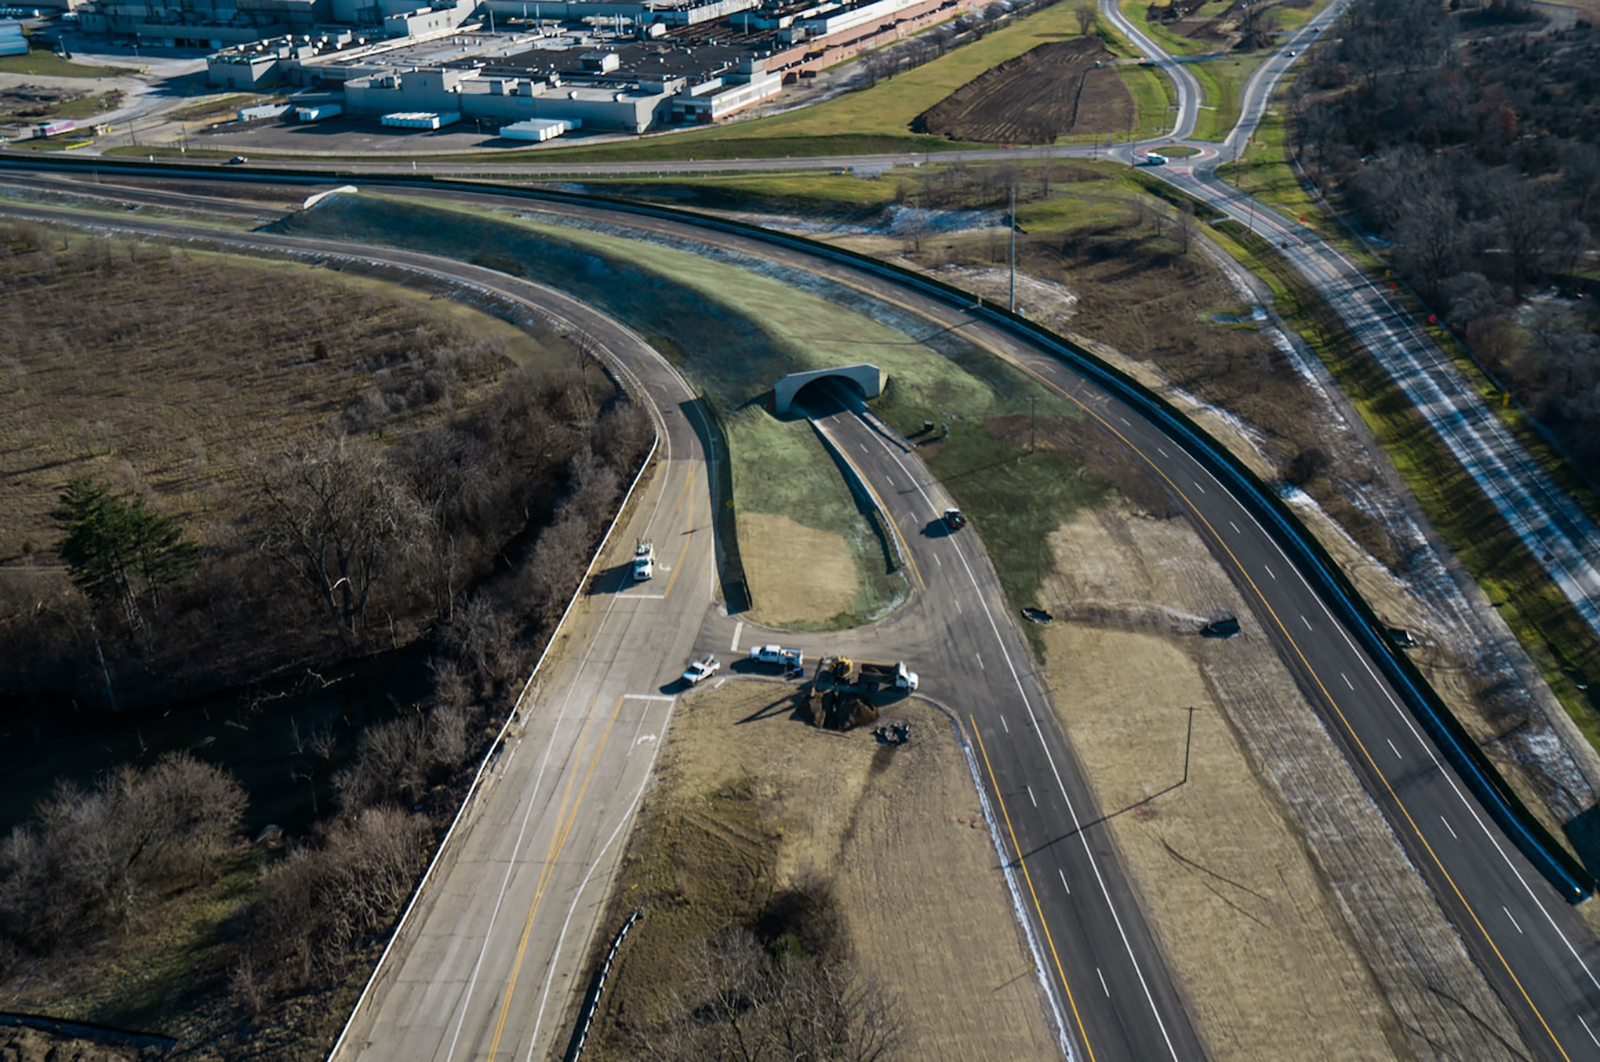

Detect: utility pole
[1008, 183, 1016, 314]
[1182, 706, 1197, 785]
[1026, 395, 1038, 453]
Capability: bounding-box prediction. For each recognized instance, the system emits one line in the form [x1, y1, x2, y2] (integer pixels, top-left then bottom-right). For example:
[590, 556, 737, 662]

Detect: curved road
[6, 164, 1600, 1060]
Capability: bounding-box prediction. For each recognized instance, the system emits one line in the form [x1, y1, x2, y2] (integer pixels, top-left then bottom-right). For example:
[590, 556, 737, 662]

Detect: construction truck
[821, 656, 919, 693]
[807, 655, 919, 731]
[632, 540, 655, 581]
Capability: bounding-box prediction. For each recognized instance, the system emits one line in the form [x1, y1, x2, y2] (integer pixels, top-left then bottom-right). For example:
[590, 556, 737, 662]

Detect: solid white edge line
[1212, 417, 1600, 1005]
[526, 694, 680, 1057]
[872, 409, 1183, 1061]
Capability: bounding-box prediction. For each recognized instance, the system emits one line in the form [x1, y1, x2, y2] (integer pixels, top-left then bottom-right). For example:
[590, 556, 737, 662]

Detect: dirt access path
[584, 682, 1060, 1060]
[915, 37, 1133, 144]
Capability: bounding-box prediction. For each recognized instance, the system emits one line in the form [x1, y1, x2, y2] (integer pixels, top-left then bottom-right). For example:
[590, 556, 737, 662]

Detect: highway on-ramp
[9, 170, 1600, 1059]
[0, 188, 726, 1062]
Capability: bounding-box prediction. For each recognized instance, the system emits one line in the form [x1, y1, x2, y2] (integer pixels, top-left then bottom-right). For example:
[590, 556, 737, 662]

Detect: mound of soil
[914, 37, 1133, 144]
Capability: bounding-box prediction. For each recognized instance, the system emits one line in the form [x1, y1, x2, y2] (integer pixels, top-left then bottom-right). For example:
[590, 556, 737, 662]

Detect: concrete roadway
[1110, 0, 1600, 642]
[13, 176, 1600, 1058]
[335, 374, 720, 1062]
[326, 286, 724, 1061]
[0, 191, 725, 1062]
[3, 182, 1205, 1059]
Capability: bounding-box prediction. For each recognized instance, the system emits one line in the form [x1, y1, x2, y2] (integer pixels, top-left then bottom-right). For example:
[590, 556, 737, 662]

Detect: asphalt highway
[8, 166, 1600, 1060]
[1103, 0, 1600, 643]
[796, 389, 1201, 1061]
[792, 304, 1600, 1061]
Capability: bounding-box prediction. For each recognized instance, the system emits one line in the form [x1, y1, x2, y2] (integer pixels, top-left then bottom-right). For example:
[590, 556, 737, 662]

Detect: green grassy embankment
[0, 51, 132, 77]
[274, 192, 1118, 628]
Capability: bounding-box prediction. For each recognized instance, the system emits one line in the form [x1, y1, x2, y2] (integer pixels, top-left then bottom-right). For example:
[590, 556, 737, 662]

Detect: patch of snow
[1165, 386, 1271, 455]
[876, 204, 1004, 236]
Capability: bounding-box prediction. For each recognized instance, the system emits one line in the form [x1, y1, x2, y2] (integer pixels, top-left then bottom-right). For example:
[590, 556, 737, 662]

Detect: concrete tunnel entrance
[773, 364, 887, 415]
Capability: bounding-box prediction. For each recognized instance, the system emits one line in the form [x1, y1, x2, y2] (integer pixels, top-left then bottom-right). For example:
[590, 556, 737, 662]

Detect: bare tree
[1395, 191, 1465, 303]
[254, 435, 431, 640]
[1562, 142, 1600, 223]
[251, 806, 427, 989]
[0, 753, 246, 960]
[1075, 2, 1095, 34]
[1176, 200, 1197, 255]
[1492, 173, 1563, 297]
[629, 873, 902, 1061]
[112, 752, 247, 885]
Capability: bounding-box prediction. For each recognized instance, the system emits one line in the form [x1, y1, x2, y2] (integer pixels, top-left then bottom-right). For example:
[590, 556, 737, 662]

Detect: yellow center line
[660, 466, 698, 599]
[973, 717, 1097, 1062]
[567, 241, 1567, 1054]
[1031, 369, 1575, 1061]
[485, 693, 628, 1059]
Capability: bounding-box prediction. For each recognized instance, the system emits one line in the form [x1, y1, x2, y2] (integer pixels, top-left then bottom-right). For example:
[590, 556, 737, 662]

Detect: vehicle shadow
[586, 562, 638, 595]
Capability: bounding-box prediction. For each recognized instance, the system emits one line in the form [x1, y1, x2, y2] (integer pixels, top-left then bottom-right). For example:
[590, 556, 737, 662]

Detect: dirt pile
[913, 38, 1133, 144]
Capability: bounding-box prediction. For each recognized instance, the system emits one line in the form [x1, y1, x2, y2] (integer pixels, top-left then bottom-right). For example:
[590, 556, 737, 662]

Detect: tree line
[0, 226, 656, 1051]
[2, 350, 651, 712]
[1289, 0, 1600, 478]
[0, 384, 651, 1046]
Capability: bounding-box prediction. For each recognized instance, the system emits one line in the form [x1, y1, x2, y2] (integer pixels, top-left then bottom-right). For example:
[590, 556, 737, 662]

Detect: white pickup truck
[632, 540, 655, 581]
[681, 655, 721, 686]
[748, 644, 804, 670]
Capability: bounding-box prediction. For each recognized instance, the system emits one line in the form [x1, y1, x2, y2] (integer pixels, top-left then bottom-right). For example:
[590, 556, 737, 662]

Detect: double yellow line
[484, 693, 627, 1059]
[483, 462, 701, 1055]
[659, 466, 697, 599]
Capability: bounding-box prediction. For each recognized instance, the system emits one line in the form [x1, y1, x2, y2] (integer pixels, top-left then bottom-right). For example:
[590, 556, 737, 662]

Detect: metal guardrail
[456, 179, 1591, 903]
[562, 908, 643, 1061]
[0, 1012, 176, 1053]
[322, 319, 664, 1061]
[10, 151, 1586, 953]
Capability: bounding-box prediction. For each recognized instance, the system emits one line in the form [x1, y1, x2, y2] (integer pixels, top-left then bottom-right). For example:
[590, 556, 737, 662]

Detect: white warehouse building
[339, 53, 778, 132]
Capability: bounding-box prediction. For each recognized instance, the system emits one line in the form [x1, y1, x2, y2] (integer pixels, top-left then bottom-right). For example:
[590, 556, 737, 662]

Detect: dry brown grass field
[583, 683, 1060, 1060]
[0, 226, 566, 565]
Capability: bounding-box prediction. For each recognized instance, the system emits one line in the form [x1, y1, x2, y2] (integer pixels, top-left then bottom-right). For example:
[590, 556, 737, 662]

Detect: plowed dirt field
[914, 37, 1133, 143]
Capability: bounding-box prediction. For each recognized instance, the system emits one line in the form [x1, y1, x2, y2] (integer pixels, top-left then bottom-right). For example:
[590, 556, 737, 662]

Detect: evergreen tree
[54, 476, 200, 638]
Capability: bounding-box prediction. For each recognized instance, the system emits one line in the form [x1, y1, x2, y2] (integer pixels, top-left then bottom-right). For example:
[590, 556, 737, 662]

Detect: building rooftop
[478, 27, 777, 83]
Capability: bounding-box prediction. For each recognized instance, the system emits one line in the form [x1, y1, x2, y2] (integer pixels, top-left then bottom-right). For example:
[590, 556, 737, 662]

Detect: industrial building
[203, 0, 982, 136]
